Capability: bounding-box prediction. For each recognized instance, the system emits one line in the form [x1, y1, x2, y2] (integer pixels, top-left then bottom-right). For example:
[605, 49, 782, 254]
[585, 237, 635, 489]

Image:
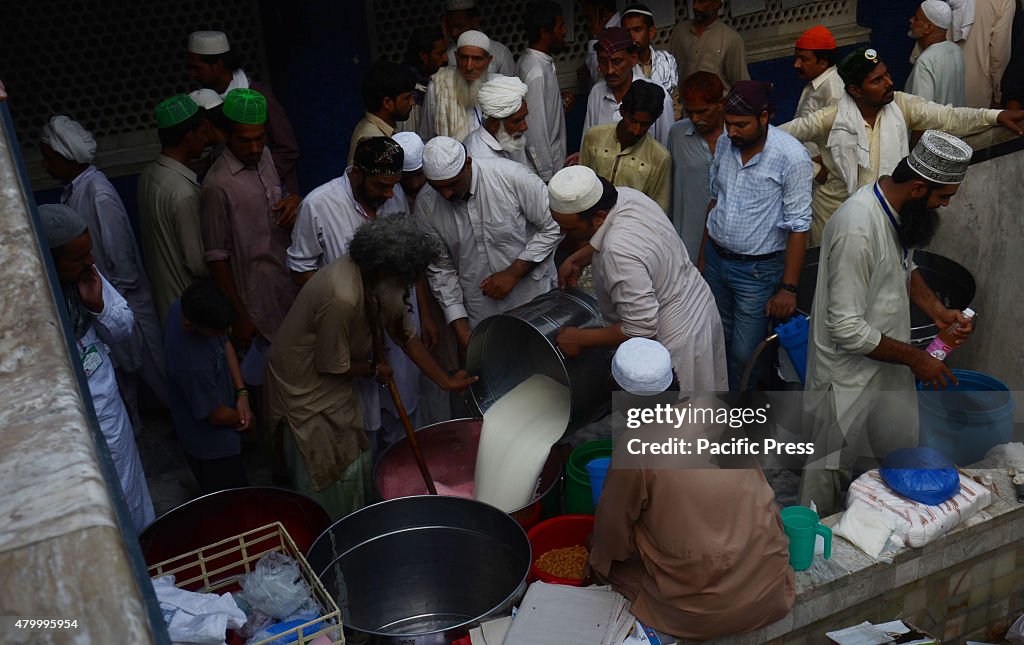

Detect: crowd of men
[32, 0, 1024, 639]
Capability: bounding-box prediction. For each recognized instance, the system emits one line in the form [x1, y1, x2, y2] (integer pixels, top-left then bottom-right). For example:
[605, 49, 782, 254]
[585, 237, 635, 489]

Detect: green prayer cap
[222, 88, 267, 125]
[154, 94, 199, 129]
[837, 46, 882, 88]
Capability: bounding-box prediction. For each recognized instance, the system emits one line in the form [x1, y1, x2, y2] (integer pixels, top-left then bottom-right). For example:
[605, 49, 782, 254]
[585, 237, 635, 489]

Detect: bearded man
[463, 75, 533, 173]
[420, 30, 494, 141]
[800, 131, 977, 516]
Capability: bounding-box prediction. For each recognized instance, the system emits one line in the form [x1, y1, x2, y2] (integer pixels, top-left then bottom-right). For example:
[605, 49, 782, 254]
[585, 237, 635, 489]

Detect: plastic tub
[917, 370, 1015, 466]
[586, 457, 611, 508]
[526, 514, 596, 586]
[565, 440, 613, 514]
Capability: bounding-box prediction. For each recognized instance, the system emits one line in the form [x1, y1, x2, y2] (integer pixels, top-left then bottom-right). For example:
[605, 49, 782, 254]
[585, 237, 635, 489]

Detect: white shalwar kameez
[77, 274, 156, 532]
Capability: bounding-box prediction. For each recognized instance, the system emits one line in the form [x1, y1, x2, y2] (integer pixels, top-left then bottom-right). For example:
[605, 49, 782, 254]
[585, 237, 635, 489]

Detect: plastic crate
[148, 521, 343, 645]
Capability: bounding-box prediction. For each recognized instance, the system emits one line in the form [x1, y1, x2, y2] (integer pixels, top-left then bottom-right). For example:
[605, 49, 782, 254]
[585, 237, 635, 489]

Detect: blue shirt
[163, 300, 240, 459]
[707, 125, 812, 255]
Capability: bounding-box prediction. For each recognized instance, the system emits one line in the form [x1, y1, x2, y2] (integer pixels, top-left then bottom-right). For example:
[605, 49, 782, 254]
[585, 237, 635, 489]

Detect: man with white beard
[420, 30, 494, 142]
[463, 75, 535, 175]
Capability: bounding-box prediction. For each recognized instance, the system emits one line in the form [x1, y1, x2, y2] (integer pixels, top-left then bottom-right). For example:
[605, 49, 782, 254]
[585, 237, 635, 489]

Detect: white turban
[920, 0, 952, 29]
[189, 88, 223, 110]
[40, 116, 96, 164]
[548, 166, 603, 214]
[456, 30, 491, 54]
[422, 136, 467, 181]
[477, 76, 528, 119]
[393, 131, 424, 172]
[188, 30, 230, 55]
[946, 0, 975, 41]
[612, 338, 674, 396]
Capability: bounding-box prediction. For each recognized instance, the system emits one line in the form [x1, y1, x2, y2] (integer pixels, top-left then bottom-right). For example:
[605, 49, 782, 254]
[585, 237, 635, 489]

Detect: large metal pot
[139, 487, 330, 567]
[466, 288, 614, 433]
[306, 496, 531, 644]
[797, 248, 975, 347]
[373, 418, 561, 528]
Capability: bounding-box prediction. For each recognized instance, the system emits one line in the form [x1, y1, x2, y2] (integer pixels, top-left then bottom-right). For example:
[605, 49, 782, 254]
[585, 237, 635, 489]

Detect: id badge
[81, 344, 104, 377]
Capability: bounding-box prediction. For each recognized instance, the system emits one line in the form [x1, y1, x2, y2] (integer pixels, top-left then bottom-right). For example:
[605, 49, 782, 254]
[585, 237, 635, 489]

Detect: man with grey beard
[463, 75, 535, 175]
[420, 30, 494, 142]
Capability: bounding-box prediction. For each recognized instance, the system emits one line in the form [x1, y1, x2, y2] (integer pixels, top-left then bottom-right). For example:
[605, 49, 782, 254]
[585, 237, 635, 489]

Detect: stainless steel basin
[306, 496, 531, 644]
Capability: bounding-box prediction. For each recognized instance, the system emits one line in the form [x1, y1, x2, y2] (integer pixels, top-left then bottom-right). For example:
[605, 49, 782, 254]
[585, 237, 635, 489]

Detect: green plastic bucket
[565, 440, 613, 514]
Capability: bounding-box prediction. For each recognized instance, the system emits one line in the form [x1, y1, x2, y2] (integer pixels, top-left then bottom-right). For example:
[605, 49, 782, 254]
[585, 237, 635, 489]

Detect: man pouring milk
[549, 166, 728, 392]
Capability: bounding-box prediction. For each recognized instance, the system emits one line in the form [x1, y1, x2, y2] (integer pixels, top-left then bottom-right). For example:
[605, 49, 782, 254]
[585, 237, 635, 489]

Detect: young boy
[164, 279, 252, 493]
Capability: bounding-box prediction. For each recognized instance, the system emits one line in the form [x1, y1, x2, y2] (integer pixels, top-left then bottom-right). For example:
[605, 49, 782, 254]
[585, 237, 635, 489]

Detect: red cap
[795, 25, 837, 51]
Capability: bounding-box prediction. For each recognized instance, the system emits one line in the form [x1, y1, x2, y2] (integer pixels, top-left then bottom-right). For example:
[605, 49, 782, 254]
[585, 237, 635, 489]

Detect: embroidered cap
[352, 136, 405, 176]
[908, 130, 973, 184]
[154, 94, 199, 129]
[222, 88, 267, 125]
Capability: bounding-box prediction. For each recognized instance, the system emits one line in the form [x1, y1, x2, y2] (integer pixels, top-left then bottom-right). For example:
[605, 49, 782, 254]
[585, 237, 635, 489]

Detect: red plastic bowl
[526, 514, 596, 586]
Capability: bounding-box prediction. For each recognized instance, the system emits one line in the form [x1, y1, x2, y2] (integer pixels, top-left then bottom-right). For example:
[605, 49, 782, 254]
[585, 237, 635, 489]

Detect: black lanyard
[873, 183, 909, 271]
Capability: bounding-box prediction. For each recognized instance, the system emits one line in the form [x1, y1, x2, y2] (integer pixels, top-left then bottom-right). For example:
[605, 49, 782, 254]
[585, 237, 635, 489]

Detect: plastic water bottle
[925, 308, 975, 361]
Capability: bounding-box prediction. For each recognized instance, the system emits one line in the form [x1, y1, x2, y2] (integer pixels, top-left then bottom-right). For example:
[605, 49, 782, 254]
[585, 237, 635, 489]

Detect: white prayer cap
[188, 31, 230, 55]
[920, 0, 953, 29]
[908, 130, 973, 184]
[947, 0, 975, 41]
[612, 338, 674, 396]
[189, 88, 223, 110]
[457, 30, 491, 54]
[38, 204, 87, 249]
[39, 116, 96, 164]
[422, 136, 468, 180]
[477, 76, 528, 119]
[446, 0, 477, 10]
[393, 131, 425, 172]
[549, 166, 603, 214]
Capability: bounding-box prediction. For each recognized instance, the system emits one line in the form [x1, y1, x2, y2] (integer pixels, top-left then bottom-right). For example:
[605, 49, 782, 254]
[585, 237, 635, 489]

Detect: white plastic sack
[846, 470, 991, 547]
[1008, 611, 1024, 644]
[152, 575, 247, 645]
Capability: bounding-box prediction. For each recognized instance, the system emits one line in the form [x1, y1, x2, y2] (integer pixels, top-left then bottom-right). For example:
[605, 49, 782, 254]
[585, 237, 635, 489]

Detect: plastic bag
[879, 447, 960, 505]
[1008, 611, 1024, 644]
[238, 551, 312, 620]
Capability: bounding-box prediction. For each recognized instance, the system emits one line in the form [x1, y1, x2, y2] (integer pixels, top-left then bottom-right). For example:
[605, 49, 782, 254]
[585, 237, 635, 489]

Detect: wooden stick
[386, 378, 437, 495]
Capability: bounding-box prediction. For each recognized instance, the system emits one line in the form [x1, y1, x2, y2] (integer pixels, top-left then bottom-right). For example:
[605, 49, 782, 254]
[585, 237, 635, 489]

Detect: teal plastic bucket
[586, 457, 611, 508]
[917, 370, 1015, 466]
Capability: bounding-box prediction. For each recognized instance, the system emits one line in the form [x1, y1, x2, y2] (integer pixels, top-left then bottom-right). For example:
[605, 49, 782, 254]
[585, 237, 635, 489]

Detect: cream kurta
[591, 414, 794, 639]
[589, 188, 728, 391]
[805, 184, 920, 470]
[580, 124, 671, 213]
[265, 257, 414, 490]
[795, 65, 845, 167]
[958, 0, 1015, 107]
[667, 19, 750, 93]
[347, 113, 395, 165]
[780, 92, 1000, 245]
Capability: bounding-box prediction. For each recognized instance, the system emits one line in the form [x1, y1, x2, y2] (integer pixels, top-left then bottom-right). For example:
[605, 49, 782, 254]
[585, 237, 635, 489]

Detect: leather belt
[709, 238, 784, 262]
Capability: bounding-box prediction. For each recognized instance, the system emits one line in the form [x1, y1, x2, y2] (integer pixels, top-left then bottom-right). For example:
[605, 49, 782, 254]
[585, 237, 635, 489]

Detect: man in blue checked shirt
[697, 80, 813, 390]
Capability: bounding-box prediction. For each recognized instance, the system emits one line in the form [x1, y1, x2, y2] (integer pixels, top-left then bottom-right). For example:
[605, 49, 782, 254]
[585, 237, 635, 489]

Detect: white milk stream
[473, 374, 571, 512]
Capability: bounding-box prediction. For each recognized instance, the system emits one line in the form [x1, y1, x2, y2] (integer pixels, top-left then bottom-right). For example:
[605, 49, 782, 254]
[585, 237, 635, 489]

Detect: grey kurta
[667, 119, 715, 259]
[415, 157, 560, 327]
[805, 183, 920, 473]
[516, 48, 566, 182]
[905, 41, 966, 106]
[589, 188, 728, 391]
[64, 165, 167, 400]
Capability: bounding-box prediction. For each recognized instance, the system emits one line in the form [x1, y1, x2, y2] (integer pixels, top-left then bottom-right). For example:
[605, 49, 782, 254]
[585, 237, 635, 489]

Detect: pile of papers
[503, 582, 635, 645]
[826, 619, 936, 644]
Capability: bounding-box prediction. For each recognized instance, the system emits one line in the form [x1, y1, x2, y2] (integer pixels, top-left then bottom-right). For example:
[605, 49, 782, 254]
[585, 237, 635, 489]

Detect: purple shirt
[201, 146, 298, 341]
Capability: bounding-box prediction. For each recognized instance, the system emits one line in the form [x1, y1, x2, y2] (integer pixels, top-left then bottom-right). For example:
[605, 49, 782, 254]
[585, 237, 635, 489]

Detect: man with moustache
[420, 30, 495, 142]
[415, 136, 561, 350]
[517, 1, 570, 182]
[348, 61, 418, 164]
[799, 132, 976, 515]
[792, 26, 843, 190]
[582, 27, 675, 148]
[668, 72, 725, 258]
[781, 46, 1024, 246]
[464, 76, 534, 172]
[580, 80, 671, 212]
[622, 3, 680, 117]
[699, 80, 812, 391]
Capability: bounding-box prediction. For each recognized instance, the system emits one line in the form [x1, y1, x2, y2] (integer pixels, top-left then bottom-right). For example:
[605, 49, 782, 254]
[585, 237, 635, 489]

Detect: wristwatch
[779, 282, 798, 294]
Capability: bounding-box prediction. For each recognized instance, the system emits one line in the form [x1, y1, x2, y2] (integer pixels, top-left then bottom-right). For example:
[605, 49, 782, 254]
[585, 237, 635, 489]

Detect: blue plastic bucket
[586, 457, 611, 508]
[775, 316, 809, 385]
[917, 370, 1015, 465]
